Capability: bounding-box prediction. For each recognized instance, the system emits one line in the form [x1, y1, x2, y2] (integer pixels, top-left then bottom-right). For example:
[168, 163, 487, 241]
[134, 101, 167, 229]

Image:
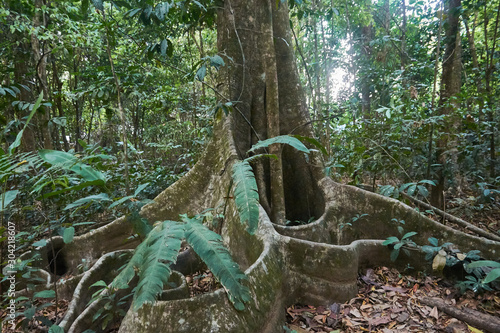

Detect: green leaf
[134, 182, 149, 197]
[231, 161, 260, 234]
[34, 290, 56, 298]
[417, 185, 428, 198]
[160, 39, 168, 57]
[90, 280, 108, 288]
[9, 92, 43, 155]
[467, 260, 500, 269]
[402, 231, 417, 240]
[483, 268, 500, 284]
[428, 237, 439, 247]
[48, 325, 64, 333]
[132, 221, 184, 311]
[185, 217, 250, 310]
[418, 179, 436, 186]
[0, 190, 19, 211]
[244, 154, 278, 164]
[390, 249, 400, 261]
[407, 184, 417, 197]
[248, 135, 310, 154]
[399, 182, 413, 192]
[42, 179, 105, 199]
[109, 195, 134, 209]
[196, 64, 207, 81]
[210, 55, 225, 69]
[33, 239, 47, 247]
[293, 135, 328, 155]
[64, 193, 111, 210]
[63, 227, 75, 244]
[38, 150, 106, 183]
[382, 236, 399, 245]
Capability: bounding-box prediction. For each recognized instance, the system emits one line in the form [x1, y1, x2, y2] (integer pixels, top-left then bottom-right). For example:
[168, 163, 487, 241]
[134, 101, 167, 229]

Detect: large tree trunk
[216, 0, 325, 222]
[17, 1, 500, 332]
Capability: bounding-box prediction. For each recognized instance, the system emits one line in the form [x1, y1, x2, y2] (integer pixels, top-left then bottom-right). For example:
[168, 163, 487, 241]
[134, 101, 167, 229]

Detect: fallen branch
[421, 297, 500, 333]
[401, 193, 500, 242]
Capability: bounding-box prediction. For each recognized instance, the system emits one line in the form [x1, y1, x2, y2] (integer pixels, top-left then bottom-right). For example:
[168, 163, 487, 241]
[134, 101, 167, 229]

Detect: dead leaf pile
[0, 298, 69, 332]
[186, 269, 222, 297]
[285, 266, 500, 332]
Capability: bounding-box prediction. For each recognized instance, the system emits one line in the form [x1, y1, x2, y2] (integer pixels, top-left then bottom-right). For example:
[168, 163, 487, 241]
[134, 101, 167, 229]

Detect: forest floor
[284, 189, 500, 333]
[284, 266, 500, 333]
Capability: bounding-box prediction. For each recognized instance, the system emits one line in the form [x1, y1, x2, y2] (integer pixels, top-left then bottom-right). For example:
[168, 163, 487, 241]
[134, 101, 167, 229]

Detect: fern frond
[132, 220, 184, 310]
[111, 237, 149, 290]
[248, 135, 310, 154]
[231, 160, 260, 234]
[244, 153, 278, 164]
[184, 217, 251, 310]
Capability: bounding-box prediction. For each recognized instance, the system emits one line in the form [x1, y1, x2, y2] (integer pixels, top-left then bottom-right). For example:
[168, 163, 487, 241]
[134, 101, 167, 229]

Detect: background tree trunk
[430, 0, 462, 209]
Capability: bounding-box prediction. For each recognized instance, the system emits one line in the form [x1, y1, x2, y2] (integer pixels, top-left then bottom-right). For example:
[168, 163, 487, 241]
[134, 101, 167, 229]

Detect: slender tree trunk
[31, 0, 53, 149]
[102, 11, 130, 195]
[360, 24, 372, 118]
[13, 40, 36, 151]
[312, 0, 321, 123]
[430, 0, 462, 209]
[52, 59, 70, 151]
[321, 13, 331, 156]
[484, 1, 500, 178]
[427, 1, 444, 180]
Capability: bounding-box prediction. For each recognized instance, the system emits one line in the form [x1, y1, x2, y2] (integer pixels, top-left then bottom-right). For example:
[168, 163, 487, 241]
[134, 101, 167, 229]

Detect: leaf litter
[284, 266, 500, 332]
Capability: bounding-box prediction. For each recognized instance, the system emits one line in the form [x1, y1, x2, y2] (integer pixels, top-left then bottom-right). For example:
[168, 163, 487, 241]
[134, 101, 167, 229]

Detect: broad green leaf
[418, 179, 436, 186]
[196, 64, 207, 81]
[248, 135, 310, 154]
[428, 237, 439, 247]
[134, 182, 149, 197]
[483, 268, 500, 284]
[210, 55, 225, 69]
[34, 290, 56, 298]
[63, 227, 75, 244]
[382, 236, 399, 245]
[160, 39, 168, 57]
[402, 231, 417, 240]
[390, 249, 400, 261]
[42, 179, 105, 199]
[399, 182, 413, 192]
[109, 195, 134, 209]
[417, 185, 428, 198]
[0, 190, 19, 211]
[49, 325, 64, 333]
[39, 149, 106, 183]
[467, 260, 500, 269]
[407, 184, 417, 197]
[90, 280, 108, 288]
[64, 193, 111, 210]
[33, 239, 47, 247]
